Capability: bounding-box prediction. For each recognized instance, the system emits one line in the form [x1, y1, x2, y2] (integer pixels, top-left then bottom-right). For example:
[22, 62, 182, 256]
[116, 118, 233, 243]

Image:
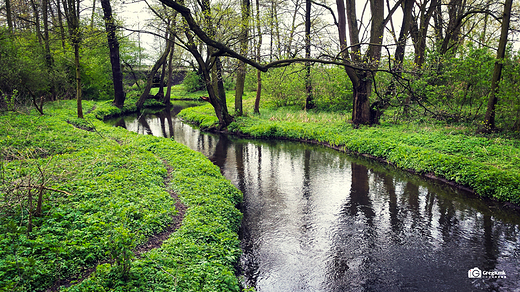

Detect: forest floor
[178, 91, 520, 206]
[0, 100, 243, 292]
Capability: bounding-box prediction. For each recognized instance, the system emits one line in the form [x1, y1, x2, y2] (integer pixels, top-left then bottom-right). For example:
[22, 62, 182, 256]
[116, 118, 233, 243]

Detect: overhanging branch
[158, 0, 402, 76]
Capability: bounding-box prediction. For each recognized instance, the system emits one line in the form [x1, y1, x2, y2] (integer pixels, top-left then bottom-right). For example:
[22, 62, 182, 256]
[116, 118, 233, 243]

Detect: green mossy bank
[180, 103, 520, 205]
[0, 100, 242, 291]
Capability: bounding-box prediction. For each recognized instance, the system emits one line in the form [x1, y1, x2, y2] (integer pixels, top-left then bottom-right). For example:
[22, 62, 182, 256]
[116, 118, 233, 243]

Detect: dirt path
[46, 161, 186, 291]
[134, 163, 187, 257]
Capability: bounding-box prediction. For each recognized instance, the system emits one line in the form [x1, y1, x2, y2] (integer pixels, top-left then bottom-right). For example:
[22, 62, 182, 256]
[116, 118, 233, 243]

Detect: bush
[259, 64, 352, 111]
[183, 71, 204, 93]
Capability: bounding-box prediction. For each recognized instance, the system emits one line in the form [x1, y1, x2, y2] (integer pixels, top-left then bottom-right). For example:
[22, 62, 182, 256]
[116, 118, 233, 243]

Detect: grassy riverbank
[179, 96, 520, 205]
[0, 100, 242, 291]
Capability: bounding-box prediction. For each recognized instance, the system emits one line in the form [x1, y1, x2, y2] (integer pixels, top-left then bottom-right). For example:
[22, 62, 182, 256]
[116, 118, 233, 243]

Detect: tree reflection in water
[108, 105, 520, 292]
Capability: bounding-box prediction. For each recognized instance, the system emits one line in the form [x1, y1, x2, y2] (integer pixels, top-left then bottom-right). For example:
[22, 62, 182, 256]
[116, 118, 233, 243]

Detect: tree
[304, 0, 314, 110]
[159, 0, 440, 126]
[135, 39, 172, 109]
[5, 0, 13, 33]
[101, 0, 126, 108]
[410, 0, 438, 68]
[63, 0, 83, 118]
[336, 0, 387, 124]
[164, 20, 177, 106]
[157, 0, 234, 128]
[484, 0, 513, 130]
[234, 0, 250, 116]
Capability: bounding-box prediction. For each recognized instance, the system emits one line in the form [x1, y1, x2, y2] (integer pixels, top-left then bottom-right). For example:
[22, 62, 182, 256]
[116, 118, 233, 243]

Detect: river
[106, 104, 520, 291]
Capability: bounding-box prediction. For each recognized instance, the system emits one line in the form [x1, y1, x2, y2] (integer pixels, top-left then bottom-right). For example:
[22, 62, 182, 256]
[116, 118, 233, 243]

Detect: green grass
[87, 85, 208, 121]
[0, 100, 242, 291]
[179, 93, 520, 205]
[149, 84, 209, 100]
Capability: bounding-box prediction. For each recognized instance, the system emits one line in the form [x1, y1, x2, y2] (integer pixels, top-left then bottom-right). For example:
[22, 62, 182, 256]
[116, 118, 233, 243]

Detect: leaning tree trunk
[253, 0, 262, 114]
[163, 36, 175, 106]
[101, 0, 125, 108]
[136, 41, 172, 109]
[156, 25, 171, 101]
[484, 0, 513, 131]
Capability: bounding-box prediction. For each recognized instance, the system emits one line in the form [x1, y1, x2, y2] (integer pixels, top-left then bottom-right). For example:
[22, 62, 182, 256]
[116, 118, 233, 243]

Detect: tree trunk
[42, 0, 57, 100]
[254, 70, 262, 114]
[304, 0, 314, 110]
[64, 0, 83, 118]
[6, 0, 13, 33]
[163, 11, 177, 106]
[101, 0, 126, 108]
[389, 0, 413, 113]
[344, 0, 385, 125]
[235, 0, 250, 116]
[136, 42, 171, 109]
[75, 42, 83, 118]
[90, 0, 96, 29]
[56, 0, 67, 50]
[157, 25, 170, 101]
[394, 0, 414, 71]
[42, 0, 53, 66]
[198, 0, 233, 128]
[345, 0, 361, 58]
[286, 0, 302, 57]
[352, 76, 372, 125]
[439, 0, 465, 55]
[273, 4, 281, 58]
[253, 0, 262, 114]
[30, 0, 44, 45]
[215, 57, 234, 127]
[484, 0, 513, 131]
[235, 64, 245, 116]
[164, 34, 175, 106]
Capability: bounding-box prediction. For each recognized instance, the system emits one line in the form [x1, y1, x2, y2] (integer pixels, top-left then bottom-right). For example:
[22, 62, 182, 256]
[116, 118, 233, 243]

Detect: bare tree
[101, 0, 126, 108]
[63, 0, 83, 118]
[234, 0, 250, 116]
[253, 0, 262, 114]
[484, 0, 513, 130]
[5, 0, 14, 32]
[304, 0, 314, 110]
[410, 0, 438, 68]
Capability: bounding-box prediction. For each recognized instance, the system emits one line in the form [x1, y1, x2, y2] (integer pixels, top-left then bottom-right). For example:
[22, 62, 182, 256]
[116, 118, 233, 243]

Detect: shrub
[183, 71, 204, 93]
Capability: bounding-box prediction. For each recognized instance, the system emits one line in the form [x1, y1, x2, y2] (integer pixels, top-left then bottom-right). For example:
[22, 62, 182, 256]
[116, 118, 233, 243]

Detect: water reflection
[107, 106, 520, 291]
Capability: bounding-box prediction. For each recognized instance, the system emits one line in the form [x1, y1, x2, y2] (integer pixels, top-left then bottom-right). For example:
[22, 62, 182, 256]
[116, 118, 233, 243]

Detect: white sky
[86, 0, 518, 63]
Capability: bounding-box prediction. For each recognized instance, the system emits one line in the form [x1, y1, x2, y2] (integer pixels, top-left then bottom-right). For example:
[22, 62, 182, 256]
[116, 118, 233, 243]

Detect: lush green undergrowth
[179, 96, 520, 205]
[0, 100, 242, 291]
[149, 85, 209, 100]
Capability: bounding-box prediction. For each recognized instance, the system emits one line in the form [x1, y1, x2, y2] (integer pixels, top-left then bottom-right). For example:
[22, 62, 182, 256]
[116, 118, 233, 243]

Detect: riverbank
[0, 100, 242, 291]
[179, 100, 520, 206]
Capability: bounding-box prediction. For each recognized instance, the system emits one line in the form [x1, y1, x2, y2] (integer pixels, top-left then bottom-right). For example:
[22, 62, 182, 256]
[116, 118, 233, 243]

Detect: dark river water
[107, 104, 520, 291]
